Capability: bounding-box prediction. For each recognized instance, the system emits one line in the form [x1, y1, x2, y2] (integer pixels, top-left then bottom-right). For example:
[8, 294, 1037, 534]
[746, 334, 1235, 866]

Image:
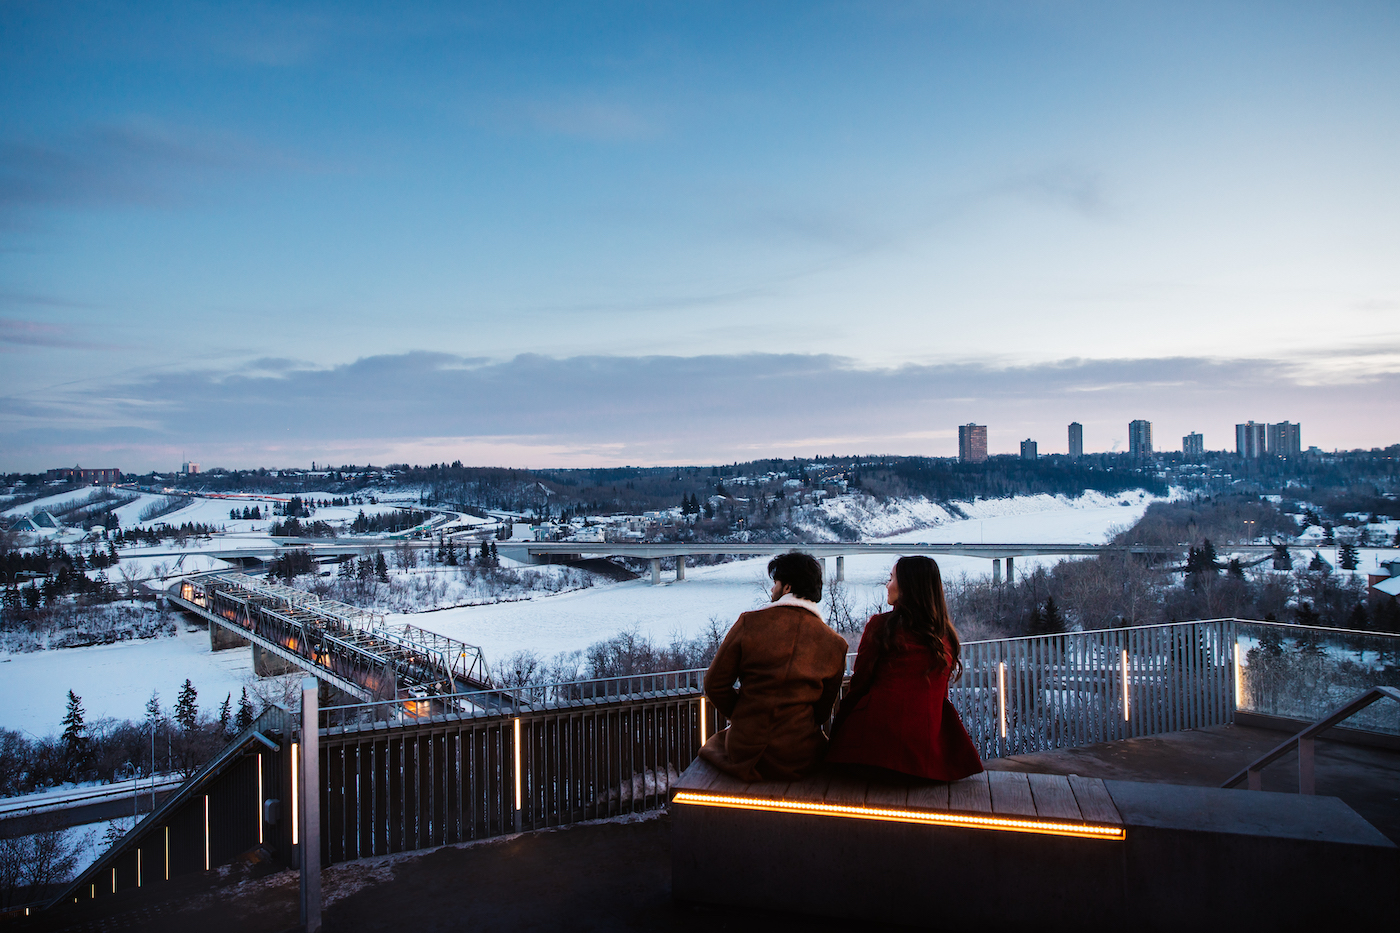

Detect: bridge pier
[992, 558, 1002, 585]
[651, 558, 662, 585]
[676, 556, 686, 582]
[253, 643, 300, 677]
[210, 621, 250, 651]
[1006, 556, 1015, 585]
[836, 555, 845, 582]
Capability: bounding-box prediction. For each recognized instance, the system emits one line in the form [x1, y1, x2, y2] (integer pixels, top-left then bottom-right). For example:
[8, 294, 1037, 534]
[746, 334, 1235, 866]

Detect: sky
[2, 1, 1397, 472]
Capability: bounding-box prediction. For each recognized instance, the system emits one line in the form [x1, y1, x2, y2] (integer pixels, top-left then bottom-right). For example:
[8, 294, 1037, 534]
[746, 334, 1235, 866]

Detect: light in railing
[699, 697, 708, 744]
[1234, 642, 1243, 708]
[1121, 649, 1130, 722]
[997, 661, 1007, 738]
[512, 717, 523, 812]
[291, 742, 300, 845]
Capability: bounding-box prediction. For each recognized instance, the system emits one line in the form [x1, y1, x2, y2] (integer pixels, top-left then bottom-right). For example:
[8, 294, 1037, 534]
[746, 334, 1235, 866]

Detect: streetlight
[1244, 520, 1255, 544]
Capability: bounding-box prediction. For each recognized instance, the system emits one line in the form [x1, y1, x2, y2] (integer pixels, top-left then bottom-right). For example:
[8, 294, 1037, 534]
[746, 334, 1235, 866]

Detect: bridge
[167, 573, 494, 705]
[498, 540, 1222, 584]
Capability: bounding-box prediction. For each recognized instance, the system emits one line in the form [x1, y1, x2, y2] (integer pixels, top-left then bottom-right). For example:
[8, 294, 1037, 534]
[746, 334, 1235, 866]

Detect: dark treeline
[0, 683, 258, 799]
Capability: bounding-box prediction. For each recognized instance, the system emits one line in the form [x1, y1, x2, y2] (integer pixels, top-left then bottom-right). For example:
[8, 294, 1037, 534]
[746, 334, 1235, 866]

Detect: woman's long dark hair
[878, 556, 963, 679]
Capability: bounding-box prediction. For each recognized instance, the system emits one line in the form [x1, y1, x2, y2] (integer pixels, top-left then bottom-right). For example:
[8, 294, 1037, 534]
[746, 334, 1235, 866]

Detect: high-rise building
[182, 461, 200, 475]
[1020, 439, 1038, 460]
[1267, 422, 1302, 458]
[958, 424, 988, 463]
[1128, 420, 1153, 459]
[1068, 422, 1083, 459]
[1236, 422, 1267, 459]
[1182, 432, 1204, 459]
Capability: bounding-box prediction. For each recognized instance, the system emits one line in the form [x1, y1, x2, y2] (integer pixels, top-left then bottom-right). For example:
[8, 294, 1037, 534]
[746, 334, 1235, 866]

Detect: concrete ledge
[671, 759, 1397, 930]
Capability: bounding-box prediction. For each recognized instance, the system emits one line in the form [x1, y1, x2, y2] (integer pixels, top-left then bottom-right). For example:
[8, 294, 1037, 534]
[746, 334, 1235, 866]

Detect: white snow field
[0, 625, 256, 737]
[0, 490, 1160, 735]
[410, 491, 1163, 666]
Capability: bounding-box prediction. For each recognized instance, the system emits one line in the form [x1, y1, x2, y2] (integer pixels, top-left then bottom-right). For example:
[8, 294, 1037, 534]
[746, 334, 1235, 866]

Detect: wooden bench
[671, 758, 1397, 929]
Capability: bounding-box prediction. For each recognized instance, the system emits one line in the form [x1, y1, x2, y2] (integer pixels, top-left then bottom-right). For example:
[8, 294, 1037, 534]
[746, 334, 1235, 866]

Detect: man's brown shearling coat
[700, 599, 848, 782]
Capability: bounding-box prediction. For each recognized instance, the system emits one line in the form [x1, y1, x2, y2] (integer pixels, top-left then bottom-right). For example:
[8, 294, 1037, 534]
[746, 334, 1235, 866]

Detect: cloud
[0, 319, 105, 350]
[0, 120, 320, 219]
[2, 349, 1395, 471]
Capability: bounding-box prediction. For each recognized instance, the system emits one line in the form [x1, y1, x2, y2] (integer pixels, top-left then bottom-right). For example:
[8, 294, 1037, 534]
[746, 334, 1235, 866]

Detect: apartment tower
[958, 424, 988, 463]
[1068, 422, 1083, 459]
[1128, 420, 1153, 459]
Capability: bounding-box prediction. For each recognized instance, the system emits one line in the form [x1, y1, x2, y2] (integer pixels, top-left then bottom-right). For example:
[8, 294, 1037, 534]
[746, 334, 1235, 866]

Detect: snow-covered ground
[410, 491, 1163, 666]
[0, 625, 256, 737]
[1, 487, 117, 518]
[0, 490, 1161, 735]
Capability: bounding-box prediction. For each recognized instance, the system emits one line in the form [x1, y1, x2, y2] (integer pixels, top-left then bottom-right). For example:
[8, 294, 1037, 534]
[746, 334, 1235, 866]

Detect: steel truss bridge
[169, 573, 492, 704]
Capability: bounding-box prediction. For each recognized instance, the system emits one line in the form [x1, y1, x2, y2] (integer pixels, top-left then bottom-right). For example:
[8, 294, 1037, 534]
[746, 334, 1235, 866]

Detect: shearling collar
[770, 592, 825, 622]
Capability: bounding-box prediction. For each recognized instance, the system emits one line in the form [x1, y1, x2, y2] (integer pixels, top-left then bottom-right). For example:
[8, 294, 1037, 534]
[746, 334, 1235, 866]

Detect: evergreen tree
[338, 558, 353, 580]
[235, 688, 255, 731]
[1347, 602, 1370, 631]
[1041, 596, 1065, 633]
[217, 693, 233, 738]
[60, 690, 90, 779]
[374, 553, 390, 583]
[1338, 542, 1359, 571]
[1227, 558, 1245, 579]
[174, 679, 198, 732]
[489, 542, 499, 566]
[144, 691, 161, 725]
[445, 539, 458, 566]
[1308, 552, 1330, 572]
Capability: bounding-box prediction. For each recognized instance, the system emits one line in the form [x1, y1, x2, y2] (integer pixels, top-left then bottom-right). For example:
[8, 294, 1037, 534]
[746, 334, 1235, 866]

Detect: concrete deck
[27, 724, 1400, 933]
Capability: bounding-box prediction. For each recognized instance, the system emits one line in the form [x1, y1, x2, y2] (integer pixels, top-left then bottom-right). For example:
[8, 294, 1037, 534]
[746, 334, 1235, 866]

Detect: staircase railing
[1222, 685, 1400, 794]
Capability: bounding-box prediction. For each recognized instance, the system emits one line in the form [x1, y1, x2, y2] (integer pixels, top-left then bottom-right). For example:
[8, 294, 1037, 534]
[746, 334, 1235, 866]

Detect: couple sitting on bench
[699, 552, 983, 783]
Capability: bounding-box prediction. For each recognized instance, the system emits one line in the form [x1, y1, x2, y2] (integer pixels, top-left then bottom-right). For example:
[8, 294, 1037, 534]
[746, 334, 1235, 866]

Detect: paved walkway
[30, 724, 1400, 932]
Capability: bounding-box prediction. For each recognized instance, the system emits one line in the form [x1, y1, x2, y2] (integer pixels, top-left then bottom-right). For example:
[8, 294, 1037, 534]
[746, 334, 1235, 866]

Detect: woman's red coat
[825, 612, 983, 781]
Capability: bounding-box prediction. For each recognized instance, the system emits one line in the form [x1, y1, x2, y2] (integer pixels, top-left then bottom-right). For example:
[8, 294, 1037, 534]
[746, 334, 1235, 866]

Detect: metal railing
[307, 618, 1400, 865]
[1223, 685, 1400, 793]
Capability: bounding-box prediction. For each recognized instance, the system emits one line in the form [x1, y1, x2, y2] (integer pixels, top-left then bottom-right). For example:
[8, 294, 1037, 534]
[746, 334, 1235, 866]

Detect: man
[700, 551, 849, 782]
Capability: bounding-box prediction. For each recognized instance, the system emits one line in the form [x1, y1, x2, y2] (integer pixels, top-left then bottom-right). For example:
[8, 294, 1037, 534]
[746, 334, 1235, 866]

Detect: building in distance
[1236, 421, 1267, 459]
[182, 461, 201, 475]
[1128, 420, 1153, 459]
[46, 465, 122, 485]
[1182, 432, 1204, 460]
[1020, 439, 1038, 460]
[1067, 422, 1083, 459]
[1268, 421, 1302, 458]
[958, 424, 988, 463]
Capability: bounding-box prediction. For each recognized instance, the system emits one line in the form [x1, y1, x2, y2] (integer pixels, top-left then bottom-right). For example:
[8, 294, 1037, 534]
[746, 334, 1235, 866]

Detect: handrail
[1222, 686, 1400, 794]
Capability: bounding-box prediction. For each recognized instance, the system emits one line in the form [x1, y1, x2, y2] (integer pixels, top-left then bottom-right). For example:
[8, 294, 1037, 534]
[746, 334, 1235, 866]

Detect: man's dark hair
[767, 551, 823, 603]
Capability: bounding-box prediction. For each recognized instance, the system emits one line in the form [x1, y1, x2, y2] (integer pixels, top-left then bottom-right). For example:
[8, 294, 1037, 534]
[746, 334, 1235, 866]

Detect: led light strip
[671, 791, 1125, 841]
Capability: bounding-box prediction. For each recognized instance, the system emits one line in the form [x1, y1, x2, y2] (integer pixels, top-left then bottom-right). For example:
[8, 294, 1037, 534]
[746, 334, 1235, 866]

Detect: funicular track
[171, 573, 494, 705]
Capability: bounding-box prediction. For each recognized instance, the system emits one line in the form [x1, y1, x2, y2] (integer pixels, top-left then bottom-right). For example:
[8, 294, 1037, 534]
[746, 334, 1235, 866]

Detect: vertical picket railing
[316, 619, 1242, 864]
[950, 620, 1235, 760]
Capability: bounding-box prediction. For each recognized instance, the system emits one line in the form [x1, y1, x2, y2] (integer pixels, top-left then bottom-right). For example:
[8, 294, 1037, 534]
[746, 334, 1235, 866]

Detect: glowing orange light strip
[671, 791, 1125, 841]
[1120, 649, 1130, 722]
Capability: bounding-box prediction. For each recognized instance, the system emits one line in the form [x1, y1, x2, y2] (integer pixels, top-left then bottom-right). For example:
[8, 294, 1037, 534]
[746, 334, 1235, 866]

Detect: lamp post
[1244, 520, 1255, 544]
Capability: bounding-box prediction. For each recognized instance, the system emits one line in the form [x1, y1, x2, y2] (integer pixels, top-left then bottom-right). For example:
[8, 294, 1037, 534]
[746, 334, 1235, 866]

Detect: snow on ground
[2, 487, 120, 518]
[0, 491, 1161, 734]
[412, 491, 1162, 666]
[0, 625, 256, 737]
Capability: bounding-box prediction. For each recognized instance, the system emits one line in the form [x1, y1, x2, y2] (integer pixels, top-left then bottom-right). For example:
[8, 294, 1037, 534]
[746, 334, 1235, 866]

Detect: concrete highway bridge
[497, 540, 1243, 584]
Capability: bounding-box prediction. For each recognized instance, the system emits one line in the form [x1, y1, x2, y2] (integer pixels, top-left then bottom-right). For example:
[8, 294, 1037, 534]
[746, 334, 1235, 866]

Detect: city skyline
[2, 3, 1398, 471]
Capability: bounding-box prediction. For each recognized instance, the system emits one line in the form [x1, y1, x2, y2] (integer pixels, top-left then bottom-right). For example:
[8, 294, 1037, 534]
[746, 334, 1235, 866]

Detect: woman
[825, 556, 983, 781]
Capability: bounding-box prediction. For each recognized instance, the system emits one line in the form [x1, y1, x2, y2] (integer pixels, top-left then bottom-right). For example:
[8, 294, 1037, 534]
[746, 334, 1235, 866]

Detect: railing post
[300, 677, 322, 933]
[1298, 736, 1315, 795]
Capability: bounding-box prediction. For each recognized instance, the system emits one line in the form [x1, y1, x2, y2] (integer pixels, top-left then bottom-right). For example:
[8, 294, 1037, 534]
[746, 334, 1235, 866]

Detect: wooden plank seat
[670, 758, 1397, 930]
[672, 759, 1125, 841]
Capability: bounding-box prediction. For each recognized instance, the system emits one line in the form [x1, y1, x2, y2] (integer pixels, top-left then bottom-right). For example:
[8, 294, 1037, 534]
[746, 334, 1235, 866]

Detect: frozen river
[0, 492, 1156, 736]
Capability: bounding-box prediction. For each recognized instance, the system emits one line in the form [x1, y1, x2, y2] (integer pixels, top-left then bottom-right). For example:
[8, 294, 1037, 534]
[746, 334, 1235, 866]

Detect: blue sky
[2, 1, 1397, 471]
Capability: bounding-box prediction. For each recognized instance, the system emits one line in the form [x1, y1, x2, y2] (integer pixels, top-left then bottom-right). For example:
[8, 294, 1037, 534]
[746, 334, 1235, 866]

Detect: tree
[235, 688, 255, 731]
[1338, 542, 1359, 571]
[217, 693, 233, 738]
[174, 679, 198, 732]
[60, 691, 89, 780]
[374, 552, 389, 583]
